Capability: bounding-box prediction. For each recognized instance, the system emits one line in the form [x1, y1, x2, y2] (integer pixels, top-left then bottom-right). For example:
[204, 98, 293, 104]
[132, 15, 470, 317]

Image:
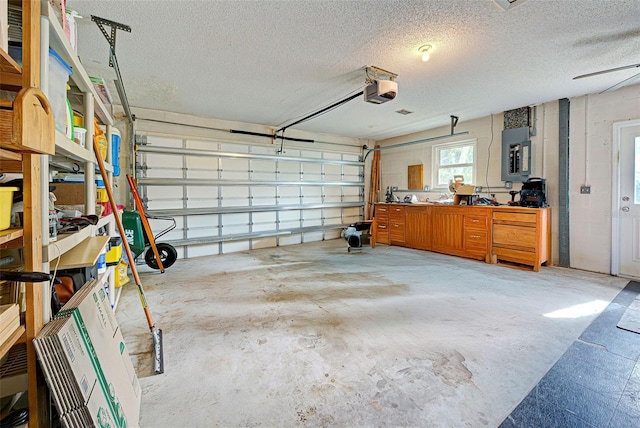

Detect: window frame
[431, 139, 477, 189]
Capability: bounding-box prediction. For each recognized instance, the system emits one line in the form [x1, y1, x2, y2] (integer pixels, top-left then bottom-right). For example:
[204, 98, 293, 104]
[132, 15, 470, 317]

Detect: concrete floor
[115, 239, 628, 427]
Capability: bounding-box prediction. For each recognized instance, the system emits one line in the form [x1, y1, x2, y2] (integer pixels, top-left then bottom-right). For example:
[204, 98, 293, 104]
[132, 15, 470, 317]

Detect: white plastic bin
[48, 48, 73, 133]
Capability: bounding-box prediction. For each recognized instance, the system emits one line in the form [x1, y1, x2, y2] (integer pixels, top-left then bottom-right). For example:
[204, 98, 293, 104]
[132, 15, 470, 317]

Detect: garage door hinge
[135, 135, 148, 145]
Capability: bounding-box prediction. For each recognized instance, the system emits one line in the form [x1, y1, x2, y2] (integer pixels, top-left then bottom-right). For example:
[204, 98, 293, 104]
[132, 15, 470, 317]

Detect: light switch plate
[580, 186, 591, 194]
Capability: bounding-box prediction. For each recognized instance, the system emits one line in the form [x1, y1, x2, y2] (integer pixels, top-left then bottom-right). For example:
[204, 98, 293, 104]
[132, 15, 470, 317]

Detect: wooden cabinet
[431, 207, 464, 254]
[373, 203, 550, 270]
[374, 204, 390, 244]
[491, 207, 551, 271]
[405, 206, 430, 250]
[389, 205, 405, 245]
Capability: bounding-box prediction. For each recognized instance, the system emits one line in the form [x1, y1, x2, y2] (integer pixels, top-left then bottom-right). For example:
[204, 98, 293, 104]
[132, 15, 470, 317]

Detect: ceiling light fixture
[418, 44, 432, 62]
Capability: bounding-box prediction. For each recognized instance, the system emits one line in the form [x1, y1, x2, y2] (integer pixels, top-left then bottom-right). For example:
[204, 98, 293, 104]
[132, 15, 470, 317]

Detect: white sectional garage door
[134, 132, 364, 259]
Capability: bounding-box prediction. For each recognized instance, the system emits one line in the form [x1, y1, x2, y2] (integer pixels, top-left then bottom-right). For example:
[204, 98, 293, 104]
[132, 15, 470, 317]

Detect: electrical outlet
[505, 181, 513, 189]
[423, 185, 430, 191]
[474, 186, 482, 193]
[580, 185, 591, 194]
[392, 186, 398, 191]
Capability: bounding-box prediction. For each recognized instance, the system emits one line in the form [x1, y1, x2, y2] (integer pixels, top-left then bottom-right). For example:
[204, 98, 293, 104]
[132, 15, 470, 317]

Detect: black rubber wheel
[145, 243, 178, 270]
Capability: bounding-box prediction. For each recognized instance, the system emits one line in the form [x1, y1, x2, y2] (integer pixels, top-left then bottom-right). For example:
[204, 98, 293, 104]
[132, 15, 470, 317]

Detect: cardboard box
[35, 280, 141, 427]
[52, 182, 85, 205]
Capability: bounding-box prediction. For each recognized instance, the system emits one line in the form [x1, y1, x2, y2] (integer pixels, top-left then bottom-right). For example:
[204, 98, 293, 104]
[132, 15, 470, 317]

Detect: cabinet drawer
[493, 211, 536, 223]
[389, 206, 405, 222]
[376, 223, 389, 233]
[375, 206, 389, 221]
[389, 222, 405, 242]
[376, 231, 390, 244]
[493, 246, 537, 263]
[465, 230, 487, 251]
[464, 215, 487, 229]
[493, 224, 537, 248]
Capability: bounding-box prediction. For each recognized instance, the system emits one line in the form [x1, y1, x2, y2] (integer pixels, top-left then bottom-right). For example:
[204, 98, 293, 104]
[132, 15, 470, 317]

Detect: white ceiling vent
[492, 0, 528, 11]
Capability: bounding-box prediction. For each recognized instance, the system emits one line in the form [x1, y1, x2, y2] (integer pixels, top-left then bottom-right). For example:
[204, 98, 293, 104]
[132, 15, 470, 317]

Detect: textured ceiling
[66, 0, 640, 140]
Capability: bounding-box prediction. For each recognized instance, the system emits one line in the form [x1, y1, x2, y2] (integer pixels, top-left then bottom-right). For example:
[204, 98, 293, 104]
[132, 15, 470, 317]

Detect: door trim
[611, 119, 640, 276]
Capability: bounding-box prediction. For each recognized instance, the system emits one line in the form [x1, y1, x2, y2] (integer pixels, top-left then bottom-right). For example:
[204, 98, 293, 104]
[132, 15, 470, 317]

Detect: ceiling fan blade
[600, 71, 640, 93]
[573, 63, 640, 80]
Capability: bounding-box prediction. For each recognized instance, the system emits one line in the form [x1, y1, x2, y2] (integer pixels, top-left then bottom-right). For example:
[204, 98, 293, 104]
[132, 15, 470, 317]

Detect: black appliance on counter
[519, 177, 547, 208]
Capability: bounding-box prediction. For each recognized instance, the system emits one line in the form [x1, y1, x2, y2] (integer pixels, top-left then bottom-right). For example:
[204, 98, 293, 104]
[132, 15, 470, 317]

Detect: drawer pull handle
[470, 235, 481, 239]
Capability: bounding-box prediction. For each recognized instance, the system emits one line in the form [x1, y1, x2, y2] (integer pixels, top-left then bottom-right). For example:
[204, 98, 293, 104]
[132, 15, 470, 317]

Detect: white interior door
[617, 122, 640, 278]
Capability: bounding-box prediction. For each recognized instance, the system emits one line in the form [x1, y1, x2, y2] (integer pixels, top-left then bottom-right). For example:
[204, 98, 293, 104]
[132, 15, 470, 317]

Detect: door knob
[622, 196, 630, 201]
[622, 206, 630, 212]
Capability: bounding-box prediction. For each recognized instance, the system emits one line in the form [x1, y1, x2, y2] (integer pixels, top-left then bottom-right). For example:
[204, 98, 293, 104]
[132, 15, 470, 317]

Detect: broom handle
[93, 138, 156, 332]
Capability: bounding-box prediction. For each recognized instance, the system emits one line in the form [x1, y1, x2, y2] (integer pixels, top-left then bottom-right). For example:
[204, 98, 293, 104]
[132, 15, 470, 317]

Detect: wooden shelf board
[0, 48, 21, 74]
[50, 235, 109, 270]
[0, 228, 23, 245]
[0, 325, 26, 360]
[46, 225, 94, 261]
[0, 148, 22, 161]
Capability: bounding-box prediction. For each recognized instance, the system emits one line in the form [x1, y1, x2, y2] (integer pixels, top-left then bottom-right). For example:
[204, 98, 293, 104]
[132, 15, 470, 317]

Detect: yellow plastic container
[114, 259, 130, 288]
[73, 112, 84, 127]
[0, 187, 18, 230]
[96, 188, 108, 203]
[106, 237, 122, 264]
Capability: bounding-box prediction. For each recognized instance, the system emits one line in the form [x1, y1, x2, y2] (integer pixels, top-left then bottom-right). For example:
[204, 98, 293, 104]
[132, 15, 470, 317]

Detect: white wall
[371, 83, 640, 272]
[568, 85, 640, 273]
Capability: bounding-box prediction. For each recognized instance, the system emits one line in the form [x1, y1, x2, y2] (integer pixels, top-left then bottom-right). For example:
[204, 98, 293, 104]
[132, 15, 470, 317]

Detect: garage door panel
[302, 163, 322, 182]
[279, 211, 300, 222]
[187, 215, 218, 228]
[223, 241, 250, 253]
[148, 136, 183, 147]
[220, 143, 249, 153]
[252, 212, 276, 224]
[252, 237, 278, 249]
[187, 244, 219, 257]
[280, 234, 302, 246]
[185, 139, 216, 150]
[143, 153, 180, 169]
[188, 186, 219, 199]
[222, 187, 249, 206]
[186, 156, 218, 169]
[187, 226, 216, 239]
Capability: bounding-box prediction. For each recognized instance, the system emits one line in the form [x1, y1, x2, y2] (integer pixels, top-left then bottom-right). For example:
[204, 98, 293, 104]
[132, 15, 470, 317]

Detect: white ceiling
[66, 0, 640, 141]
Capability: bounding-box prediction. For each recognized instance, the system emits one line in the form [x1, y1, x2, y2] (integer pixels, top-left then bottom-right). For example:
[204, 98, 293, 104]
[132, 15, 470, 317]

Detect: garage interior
[1, 0, 640, 427]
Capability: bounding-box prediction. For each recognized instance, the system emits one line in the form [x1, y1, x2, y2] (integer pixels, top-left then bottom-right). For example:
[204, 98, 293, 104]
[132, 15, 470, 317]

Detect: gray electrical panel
[501, 127, 531, 182]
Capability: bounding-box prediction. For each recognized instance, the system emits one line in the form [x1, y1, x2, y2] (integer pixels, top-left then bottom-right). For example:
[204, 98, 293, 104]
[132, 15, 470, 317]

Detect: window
[433, 139, 476, 188]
